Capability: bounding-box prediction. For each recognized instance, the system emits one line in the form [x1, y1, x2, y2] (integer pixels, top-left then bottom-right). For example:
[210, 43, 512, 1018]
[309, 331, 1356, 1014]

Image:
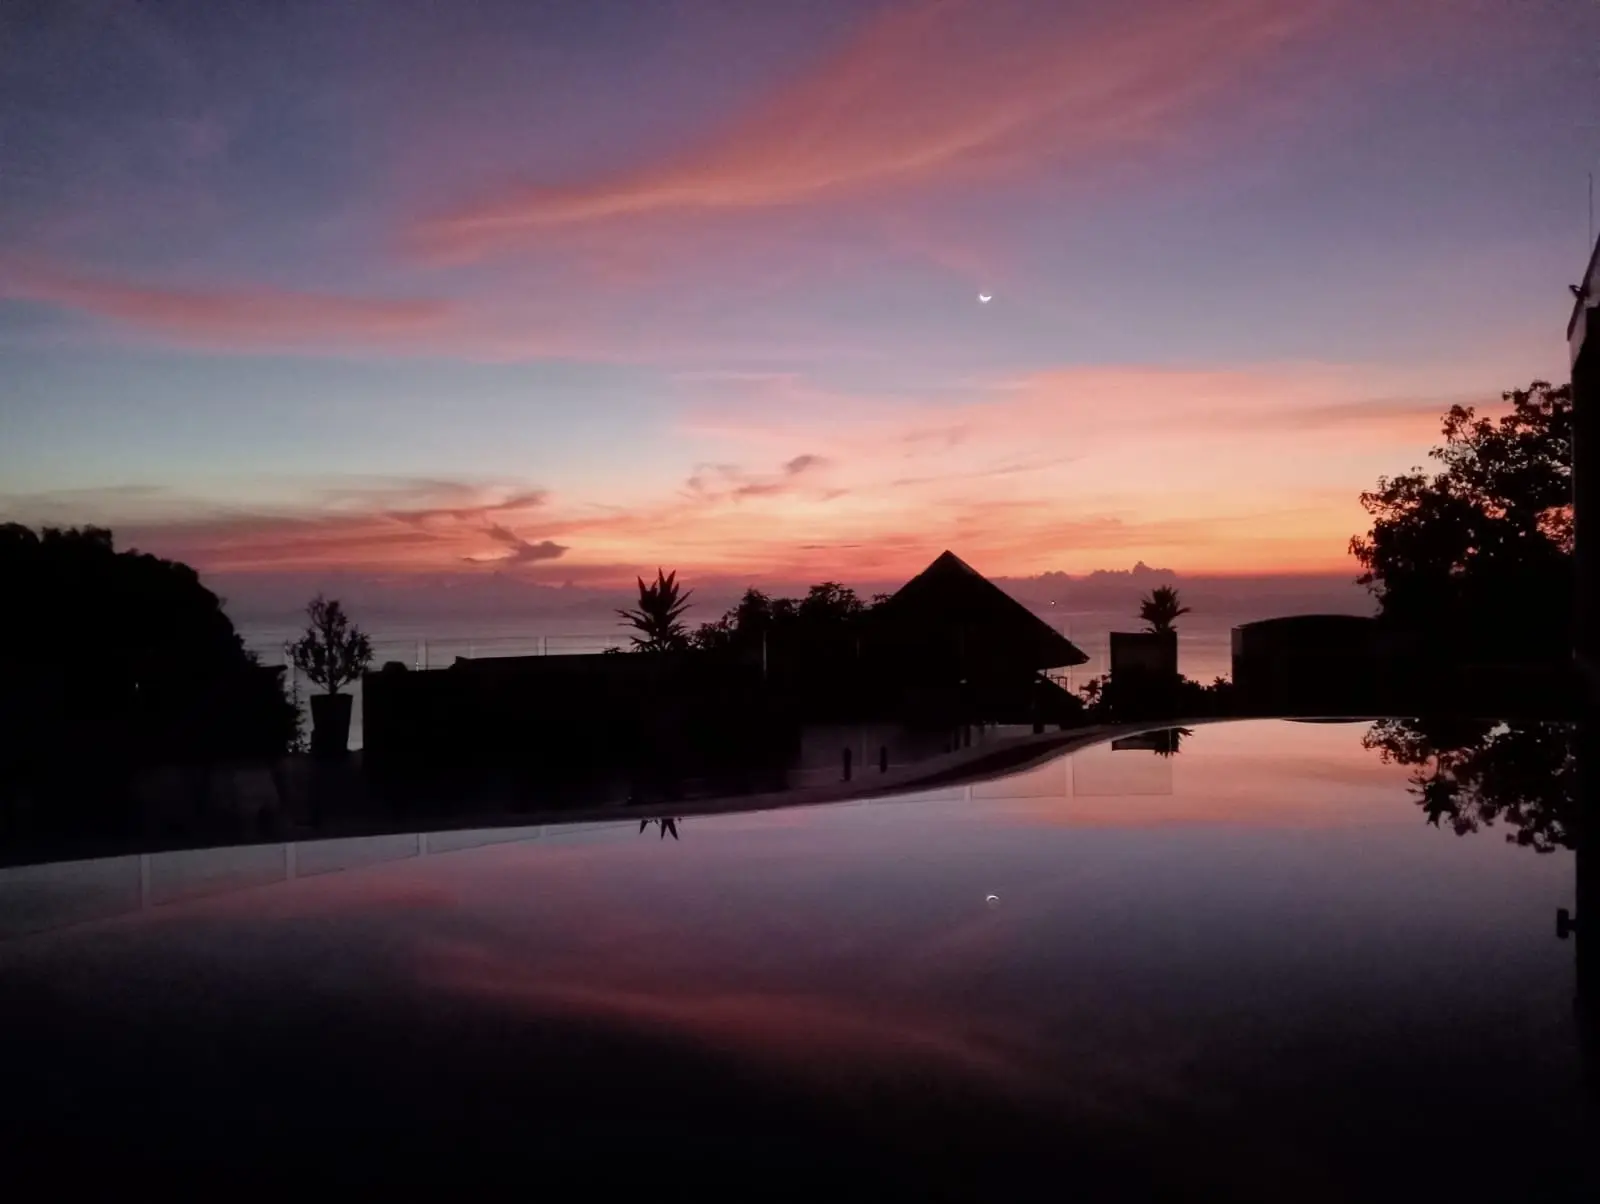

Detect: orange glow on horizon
[107, 363, 1467, 586]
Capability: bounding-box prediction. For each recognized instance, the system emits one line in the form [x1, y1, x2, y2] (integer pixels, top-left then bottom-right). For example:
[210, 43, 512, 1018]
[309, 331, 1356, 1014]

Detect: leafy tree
[1078, 673, 1234, 722]
[689, 614, 735, 653]
[798, 582, 865, 625]
[1138, 585, 1190, 633]
[692, 587, 774, 652]
[618, 569, 693, 651]
[286, 595, 372, 693]
[734, 587, 777, 631]
[692, 582, 878, 651]
[1350, 381, 1572, 651]
[1079, 674, 1107, 707]
[1362, 717, 1574, 852]
[0, 524, 299, 783]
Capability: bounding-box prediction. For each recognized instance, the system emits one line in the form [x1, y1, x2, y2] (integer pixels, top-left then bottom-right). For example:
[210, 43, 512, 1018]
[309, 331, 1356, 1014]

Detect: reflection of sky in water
[0, 720, 1584, 1196]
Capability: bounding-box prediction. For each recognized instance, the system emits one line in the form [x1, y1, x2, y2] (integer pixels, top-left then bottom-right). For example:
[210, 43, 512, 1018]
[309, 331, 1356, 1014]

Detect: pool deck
[17, 715, 1398, 870]
[3, 720, 1229, 870]
[294, 716, 1264, 840]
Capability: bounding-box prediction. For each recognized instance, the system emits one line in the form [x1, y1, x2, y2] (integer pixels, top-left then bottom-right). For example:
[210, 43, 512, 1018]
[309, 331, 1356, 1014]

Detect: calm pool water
[0, 719, 1589, 1197]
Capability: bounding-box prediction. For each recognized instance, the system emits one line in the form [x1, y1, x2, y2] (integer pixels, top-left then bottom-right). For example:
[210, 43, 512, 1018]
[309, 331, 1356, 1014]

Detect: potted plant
[287, 595, 373, 755]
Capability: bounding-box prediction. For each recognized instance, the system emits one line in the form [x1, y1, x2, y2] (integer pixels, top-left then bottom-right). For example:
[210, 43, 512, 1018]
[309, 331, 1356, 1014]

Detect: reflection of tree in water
[1153, 727, 1192, 758]
[639, 817, 680, 840]
[1111, 727, 1192, 757]
[1362, 718, 1575, 852]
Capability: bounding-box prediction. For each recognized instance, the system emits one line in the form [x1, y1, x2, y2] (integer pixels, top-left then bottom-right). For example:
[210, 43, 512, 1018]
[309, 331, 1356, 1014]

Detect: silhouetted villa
[1230, 613, 1576, 717]
[1231, 614, 1392, 714]
[867, 550, 1086, 723]
[876, 550, 1086, 675]
[365, 648, 785, 788]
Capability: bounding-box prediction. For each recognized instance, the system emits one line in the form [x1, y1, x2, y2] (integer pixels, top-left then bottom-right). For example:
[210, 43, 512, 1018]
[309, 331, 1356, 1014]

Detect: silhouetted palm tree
[617, 569, 693, 651]
[1151, 727, 1193, 757]
[1138, 586, 1190, 633]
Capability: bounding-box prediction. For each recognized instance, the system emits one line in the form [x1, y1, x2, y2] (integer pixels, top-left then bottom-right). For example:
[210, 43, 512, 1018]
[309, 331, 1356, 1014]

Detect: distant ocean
[236, 601, 1321, 749]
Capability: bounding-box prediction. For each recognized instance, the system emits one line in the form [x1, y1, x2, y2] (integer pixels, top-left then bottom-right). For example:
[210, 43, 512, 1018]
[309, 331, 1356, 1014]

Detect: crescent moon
[978, 294, 992, 303]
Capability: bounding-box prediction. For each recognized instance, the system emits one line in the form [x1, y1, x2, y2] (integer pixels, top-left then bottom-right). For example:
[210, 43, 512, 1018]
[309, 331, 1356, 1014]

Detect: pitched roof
[878, 550, 1087, 669]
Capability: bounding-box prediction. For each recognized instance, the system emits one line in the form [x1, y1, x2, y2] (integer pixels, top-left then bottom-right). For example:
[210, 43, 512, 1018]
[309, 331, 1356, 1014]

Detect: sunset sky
[2, 0, 1596, 595]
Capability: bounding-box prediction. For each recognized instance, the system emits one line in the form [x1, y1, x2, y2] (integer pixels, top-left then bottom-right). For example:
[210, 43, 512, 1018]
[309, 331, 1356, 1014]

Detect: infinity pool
[0, 719, 1587, 1197]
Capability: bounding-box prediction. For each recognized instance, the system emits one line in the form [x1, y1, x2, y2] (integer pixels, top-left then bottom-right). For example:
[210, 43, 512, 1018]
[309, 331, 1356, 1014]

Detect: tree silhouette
[798, 582, 866, 625]
[0, 524, 299, 792]
[692, 587, 771, 652]
[286, 596, 372, 694]
[1362, 717, 1575, 852]
[693, 582, 879, 651]
[1150, 727, 1193, 757]
[618, 569, 693, 651]
[1350, 381, 1572, 652]
[1077, 673, 1232, 721]
[1138, 586, 1190, 633]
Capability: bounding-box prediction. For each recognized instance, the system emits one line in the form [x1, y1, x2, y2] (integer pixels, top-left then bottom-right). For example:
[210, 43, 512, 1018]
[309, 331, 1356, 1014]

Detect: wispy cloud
[2, 480, 563, 575]
[782, 453, 828, 476]
[680, 365, 1464, 461]
[414, 0, 1333, 257]
[392, 490, 551, 528]
[684, 453, 834, 502]
[3, 265, 453, 350]
[474, 523, 568, 565]
[3, 365, 1477, 583]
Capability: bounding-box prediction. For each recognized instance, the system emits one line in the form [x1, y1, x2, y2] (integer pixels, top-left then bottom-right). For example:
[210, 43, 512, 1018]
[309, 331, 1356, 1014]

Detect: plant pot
[310, 692, 353, 756]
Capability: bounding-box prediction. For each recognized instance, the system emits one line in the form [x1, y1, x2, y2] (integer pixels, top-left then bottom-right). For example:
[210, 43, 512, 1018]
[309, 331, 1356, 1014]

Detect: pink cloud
[473, 524, 568, 566]
[658, 364, 1479, 576]
[1, 256, 899, 365]
[684, 453, 834, 501]
[10, 364, 1477, 583]
[68, 481, 565, 574]
[681, 365, 1466, 465]
[414, 0, 1335, 257]
[4, 266, 453, 350]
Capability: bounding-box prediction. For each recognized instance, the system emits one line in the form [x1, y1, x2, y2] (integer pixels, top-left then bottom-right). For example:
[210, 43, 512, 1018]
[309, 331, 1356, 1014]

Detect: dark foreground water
[0, 720, 1589, 1198]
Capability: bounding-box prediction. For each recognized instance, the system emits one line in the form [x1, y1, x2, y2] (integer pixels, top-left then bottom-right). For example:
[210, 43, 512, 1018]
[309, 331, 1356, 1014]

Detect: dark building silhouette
[364, 551, 1088, 781]
[875, 550, 1086, 675]
[1231, 610, 1580, 719]
[1231, 614, 1392, 714]
[868, 550, 1086, 724]
[1109, 629, 1177, 684]
[1568, 232, 1599, 1095]
[364, 648, 788, 797]
[1096, 629, 1182, 718]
